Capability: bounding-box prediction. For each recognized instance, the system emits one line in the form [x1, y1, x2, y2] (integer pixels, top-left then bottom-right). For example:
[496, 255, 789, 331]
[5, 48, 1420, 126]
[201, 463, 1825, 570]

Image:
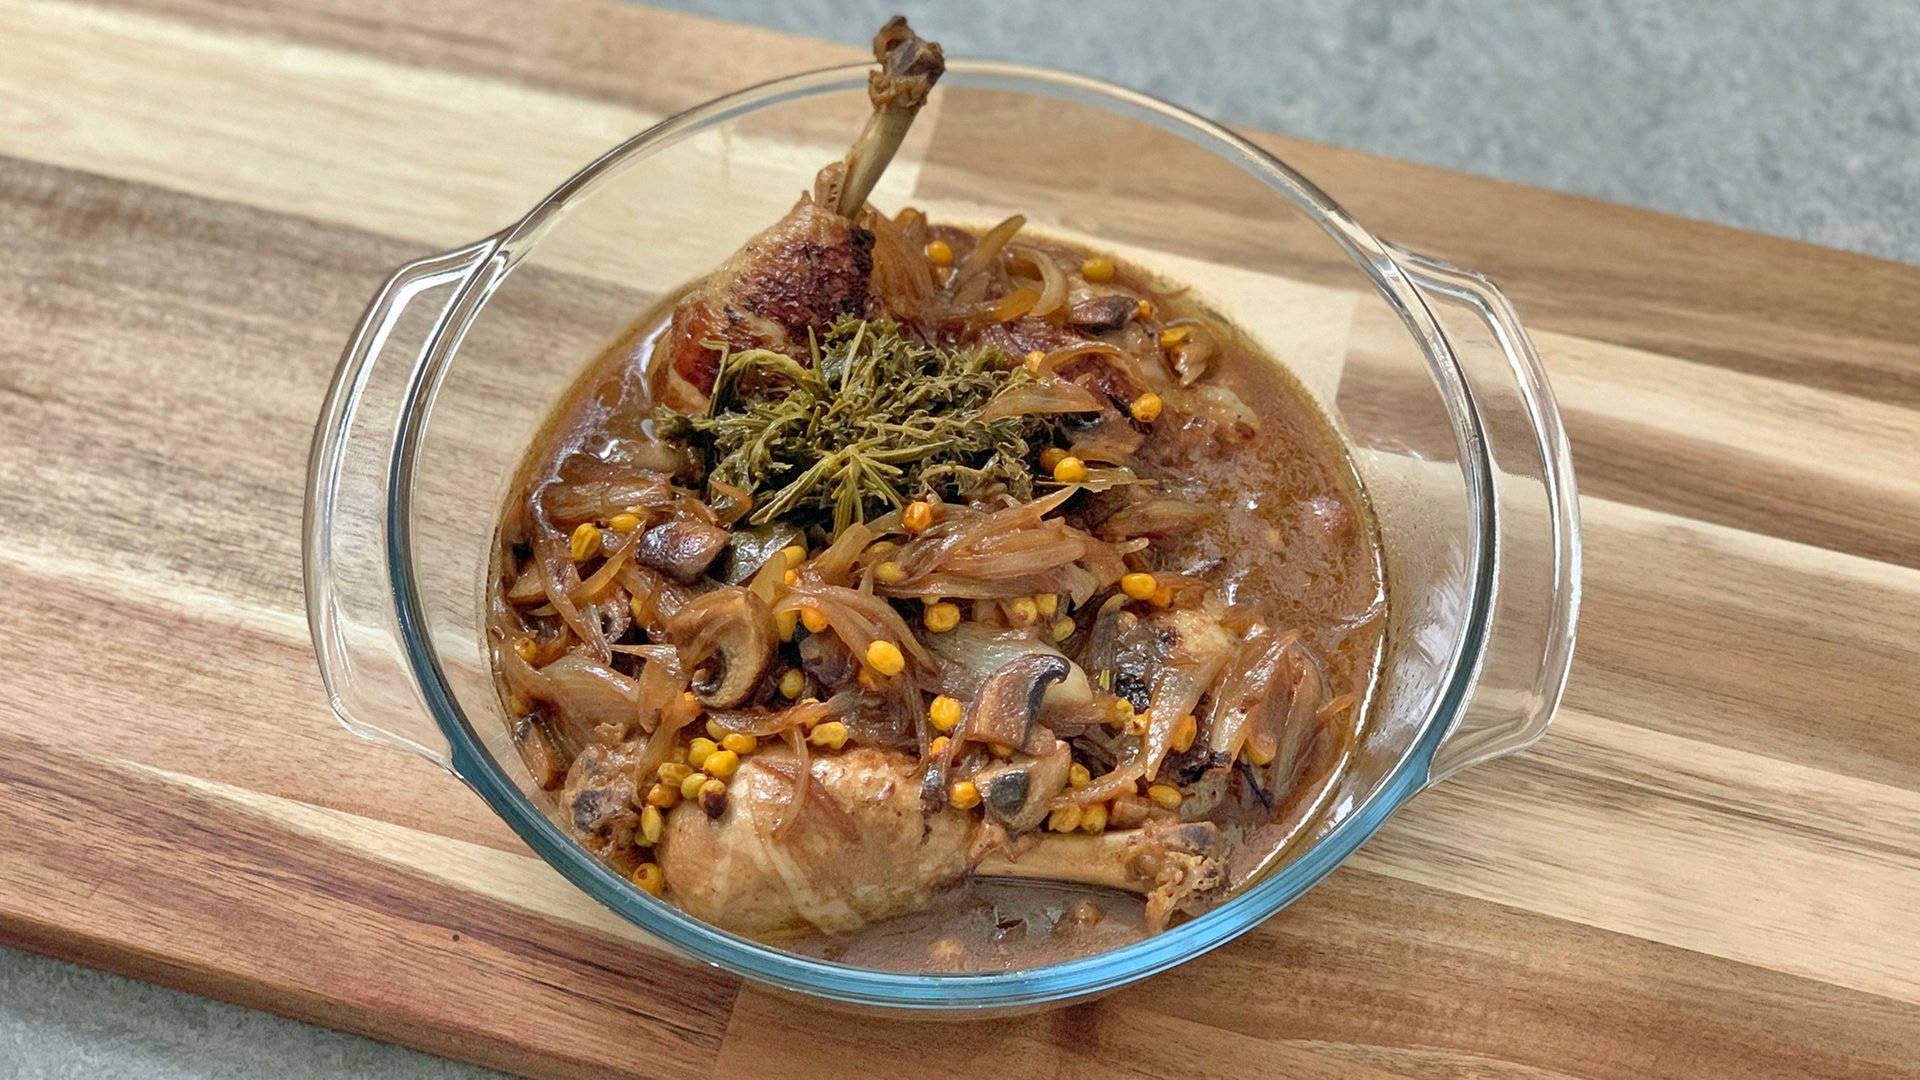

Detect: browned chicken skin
[659, 747, 971, 937]
[660, 191, 874, 404]
[658, 746, 1228, 937]
[656, 17, 943, 410]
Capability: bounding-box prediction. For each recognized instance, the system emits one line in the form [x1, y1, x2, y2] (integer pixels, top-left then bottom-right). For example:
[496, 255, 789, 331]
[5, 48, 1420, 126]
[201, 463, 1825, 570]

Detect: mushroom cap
[664, 587, 775, 708]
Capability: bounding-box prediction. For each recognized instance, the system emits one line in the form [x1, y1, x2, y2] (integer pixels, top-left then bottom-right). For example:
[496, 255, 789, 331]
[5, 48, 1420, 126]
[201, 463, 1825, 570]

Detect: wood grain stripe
[84, 0, 1920, 406]
[0, 729, 738, 1080]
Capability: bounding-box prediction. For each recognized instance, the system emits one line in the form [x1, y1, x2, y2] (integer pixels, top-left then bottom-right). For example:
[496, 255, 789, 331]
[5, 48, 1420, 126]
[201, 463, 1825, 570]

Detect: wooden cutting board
[3, 0, 1917, 1076]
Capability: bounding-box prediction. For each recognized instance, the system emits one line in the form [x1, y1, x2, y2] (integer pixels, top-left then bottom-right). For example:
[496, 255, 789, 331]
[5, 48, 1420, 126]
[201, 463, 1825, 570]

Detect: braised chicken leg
[659, 746, 1228, 936]
[653, 17, 943, 409]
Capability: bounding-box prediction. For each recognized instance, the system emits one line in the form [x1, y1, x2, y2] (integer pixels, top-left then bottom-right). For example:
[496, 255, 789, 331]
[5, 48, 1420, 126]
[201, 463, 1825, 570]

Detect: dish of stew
[488, 18, 1385, 971]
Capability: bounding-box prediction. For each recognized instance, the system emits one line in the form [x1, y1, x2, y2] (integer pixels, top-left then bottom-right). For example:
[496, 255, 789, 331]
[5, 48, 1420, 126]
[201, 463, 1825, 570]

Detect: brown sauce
[490, 232, 1384, 972]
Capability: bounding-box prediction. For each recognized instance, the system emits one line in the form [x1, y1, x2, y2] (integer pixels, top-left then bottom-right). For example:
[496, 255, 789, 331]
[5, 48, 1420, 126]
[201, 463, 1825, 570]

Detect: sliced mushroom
[1067, 295, 1139, 334]
[635, 514, 731, 584]
[799, 631, 858, 690]
[664, 587, 774, 708]
[966, 653, 1070, 750]
[973, 738, 1073, 833]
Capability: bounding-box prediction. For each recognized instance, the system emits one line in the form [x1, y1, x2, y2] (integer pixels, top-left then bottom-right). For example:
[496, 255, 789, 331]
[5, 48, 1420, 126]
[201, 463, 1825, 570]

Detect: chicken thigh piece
[659, 747, 972, 937]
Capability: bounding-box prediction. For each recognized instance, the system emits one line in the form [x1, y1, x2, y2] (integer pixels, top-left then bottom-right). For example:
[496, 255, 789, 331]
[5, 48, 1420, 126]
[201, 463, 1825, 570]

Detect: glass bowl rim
[387, 58, 1497, 1009]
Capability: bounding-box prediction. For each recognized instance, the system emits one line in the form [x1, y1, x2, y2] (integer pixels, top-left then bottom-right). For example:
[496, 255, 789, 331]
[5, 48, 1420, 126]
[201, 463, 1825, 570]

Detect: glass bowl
[304, 60, 1579, 1012]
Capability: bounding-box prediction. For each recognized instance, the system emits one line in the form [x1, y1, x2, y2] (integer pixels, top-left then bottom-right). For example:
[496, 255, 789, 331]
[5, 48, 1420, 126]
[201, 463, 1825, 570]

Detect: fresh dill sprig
[659, 316, 1051, 534]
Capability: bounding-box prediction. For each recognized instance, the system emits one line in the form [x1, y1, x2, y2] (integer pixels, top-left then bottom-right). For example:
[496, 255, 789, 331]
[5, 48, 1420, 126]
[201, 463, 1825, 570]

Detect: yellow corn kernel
[512, 636, 537, 663]
[639, 804, 664, 846]
[923, 601, 962, 633]
[926, 238, 953, 266]
[687, 737, 717, 770]
[697, 777, 728, 818]
[1080, 255, 1115, 283]
[778, 668, 805, 698]
[1147, 783, 1184, 810]
[657, 762, 692, 787]
[1130, 392, 1164, 423]
[1246, 741, 1276, 767]
[607, 511, 642, 533]
[644, 782, 680, 809]
[1024, 349, 1045, 373]
[1080, 802, 1108, 834]
[1034, 593, 1060, 617]
[1170, 713, 1197, 753]
[1107, 698, 1136, 728]
[809, 721, 849, 750]
[927, 735, 952, 758]
[1051, 456, 1088, 484]
[631, 595, 650, 625]
[1050, 616, 1076, 642]
[866, 639, 906, 677]
[779, 544, 807, 570]
[1157, 326, 1191, 350]
[631, 862, 665, 896]
[1048, 805, 1084, 832]
[800, 603, 830, 634]
[680, 771, 711, 800]
[949, 779, 981, 810]
[1007, 596, 1040, 626]
[1069, 762, 1092, 790]
[1150, 584, 1175, 608]
[720, 732, 757, 755]
[903, 500, 935, 533]
[783, 569, 799, 586]
[989, 742, 1014, 759]
[705, 718, 727, 741]
[866, 539, 899, 558]
[569, 522, 602, 562]
[1039, 447, 1068, 472]
[875, 561, 908, 585]
[703, 749, 741, 779]
[1120, 572, 1158, 601]
[775, 608, 800, 641]
[928, 695, 962, 732]
[1136, 298, 1154, 320]
[857, 666, 882, 692]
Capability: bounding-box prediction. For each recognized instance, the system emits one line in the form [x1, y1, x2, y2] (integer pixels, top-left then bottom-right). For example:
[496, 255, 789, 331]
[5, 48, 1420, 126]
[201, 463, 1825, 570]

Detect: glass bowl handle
[1392, 246, 1583, 786]
[303, 240, 497, 772]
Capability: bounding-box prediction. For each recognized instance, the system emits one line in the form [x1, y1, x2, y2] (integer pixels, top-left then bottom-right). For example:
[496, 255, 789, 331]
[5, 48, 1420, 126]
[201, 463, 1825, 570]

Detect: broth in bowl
[487, 17, 1384, 971]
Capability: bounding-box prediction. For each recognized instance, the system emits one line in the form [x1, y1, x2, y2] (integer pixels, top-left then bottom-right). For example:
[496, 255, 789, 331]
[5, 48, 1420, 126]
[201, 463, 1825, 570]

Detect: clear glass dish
[304, 61, 1580, 1012]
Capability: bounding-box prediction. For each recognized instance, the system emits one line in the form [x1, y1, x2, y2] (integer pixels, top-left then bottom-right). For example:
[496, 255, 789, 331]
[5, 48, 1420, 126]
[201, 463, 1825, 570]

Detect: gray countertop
[664, 0, 1920, 266]
[7, 2, 1916, 1079]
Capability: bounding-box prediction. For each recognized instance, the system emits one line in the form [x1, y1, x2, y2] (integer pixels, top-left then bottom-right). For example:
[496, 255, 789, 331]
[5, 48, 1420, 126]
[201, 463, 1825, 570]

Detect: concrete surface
[7, 3, 1916, 1080]
[0, 947, 501, 1080]
[666, 0, 1920, 265]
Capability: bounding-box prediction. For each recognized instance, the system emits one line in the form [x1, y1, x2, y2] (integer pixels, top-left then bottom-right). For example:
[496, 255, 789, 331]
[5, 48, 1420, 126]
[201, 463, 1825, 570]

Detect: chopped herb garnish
[658, 316, 1051, 533]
